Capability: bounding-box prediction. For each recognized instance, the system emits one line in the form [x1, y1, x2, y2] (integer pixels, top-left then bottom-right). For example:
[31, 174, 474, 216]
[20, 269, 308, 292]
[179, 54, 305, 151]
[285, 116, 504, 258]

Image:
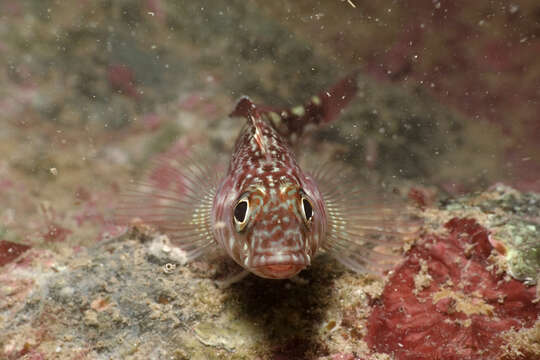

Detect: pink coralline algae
[367, 218, 539, 360]
[107, 64, 139, 99]
[0, 240, 31, 267]
[42, 223, 72, 243]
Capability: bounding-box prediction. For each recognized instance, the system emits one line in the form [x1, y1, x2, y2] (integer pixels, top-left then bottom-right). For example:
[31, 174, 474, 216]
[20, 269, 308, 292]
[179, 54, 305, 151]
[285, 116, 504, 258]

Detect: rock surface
[2, 186, 538, 359]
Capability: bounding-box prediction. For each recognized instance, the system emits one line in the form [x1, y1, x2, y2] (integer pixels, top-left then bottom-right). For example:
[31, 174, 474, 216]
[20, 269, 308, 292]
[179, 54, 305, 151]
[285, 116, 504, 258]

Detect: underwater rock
[443, 184, 540, 285]
[313, 77, 503, 190]
[367, 218, 538, 359]
[1, 185, 538, 359]
[0, 240, 31, 267]
[366, 185, 540, 360]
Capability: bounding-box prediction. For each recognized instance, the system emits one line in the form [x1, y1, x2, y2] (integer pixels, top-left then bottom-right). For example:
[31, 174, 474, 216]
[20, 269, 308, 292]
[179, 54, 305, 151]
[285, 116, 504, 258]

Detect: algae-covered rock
[442, 184, 540, 284]
[366, 186, 539, 360]
[2, 186, 538, 359]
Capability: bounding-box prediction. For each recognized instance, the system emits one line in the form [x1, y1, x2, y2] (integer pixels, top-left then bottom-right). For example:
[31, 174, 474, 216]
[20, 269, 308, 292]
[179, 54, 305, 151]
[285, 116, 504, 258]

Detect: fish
[117, 72, 413, 279]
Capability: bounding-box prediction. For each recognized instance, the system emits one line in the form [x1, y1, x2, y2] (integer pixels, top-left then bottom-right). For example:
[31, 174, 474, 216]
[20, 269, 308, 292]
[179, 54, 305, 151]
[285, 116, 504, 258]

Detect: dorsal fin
[229, 71, 358, 147]
[230, 96, 257, 118]
[250, 115, 270, 157]
[230, 96, 270, 158]
[265, 71, 359, 141]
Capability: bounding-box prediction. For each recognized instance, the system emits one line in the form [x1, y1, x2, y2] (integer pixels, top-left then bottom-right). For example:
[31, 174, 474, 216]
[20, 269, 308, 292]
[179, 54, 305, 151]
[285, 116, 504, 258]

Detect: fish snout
[255, 264, 305, 279]
[249, 251, 311, 279]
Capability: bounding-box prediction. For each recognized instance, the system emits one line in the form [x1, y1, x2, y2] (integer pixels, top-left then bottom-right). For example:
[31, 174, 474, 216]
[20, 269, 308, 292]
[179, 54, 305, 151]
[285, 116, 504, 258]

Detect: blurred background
[1, 0, 539, 250]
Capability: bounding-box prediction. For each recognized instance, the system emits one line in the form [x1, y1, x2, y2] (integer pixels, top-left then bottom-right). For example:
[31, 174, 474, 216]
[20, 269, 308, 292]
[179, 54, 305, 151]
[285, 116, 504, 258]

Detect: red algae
[42, 223, 72, 243]
[366, 218, 539, 360]
[0, 240, 31, 267]
[107, 64, 139, 100]
[408, 188, 427, 210]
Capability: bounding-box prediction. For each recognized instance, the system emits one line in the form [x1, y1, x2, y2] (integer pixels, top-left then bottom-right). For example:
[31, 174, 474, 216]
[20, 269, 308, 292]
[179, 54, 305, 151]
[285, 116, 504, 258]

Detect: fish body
[119, 73, 411, 279]
[212, 99, 329, 278]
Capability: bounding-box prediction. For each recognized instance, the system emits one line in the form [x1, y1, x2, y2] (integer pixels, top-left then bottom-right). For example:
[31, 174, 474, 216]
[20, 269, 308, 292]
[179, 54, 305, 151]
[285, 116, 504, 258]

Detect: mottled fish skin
[212, 107, 322, 278]
[212, 74, 358, 279]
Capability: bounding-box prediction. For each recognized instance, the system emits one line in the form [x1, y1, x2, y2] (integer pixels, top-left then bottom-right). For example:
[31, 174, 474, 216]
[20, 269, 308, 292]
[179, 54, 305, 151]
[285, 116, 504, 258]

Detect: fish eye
[301, 195, 314, 224]
[233, 199, 249, 231]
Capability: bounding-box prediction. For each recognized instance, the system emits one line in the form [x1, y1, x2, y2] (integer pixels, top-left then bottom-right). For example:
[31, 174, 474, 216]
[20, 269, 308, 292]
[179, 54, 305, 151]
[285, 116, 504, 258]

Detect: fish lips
[248, 251, 310, 279]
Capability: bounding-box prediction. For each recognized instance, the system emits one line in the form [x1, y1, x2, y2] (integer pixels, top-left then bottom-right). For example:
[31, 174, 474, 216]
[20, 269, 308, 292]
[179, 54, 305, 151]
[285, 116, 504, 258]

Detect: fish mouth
[249, 252, 310, 279]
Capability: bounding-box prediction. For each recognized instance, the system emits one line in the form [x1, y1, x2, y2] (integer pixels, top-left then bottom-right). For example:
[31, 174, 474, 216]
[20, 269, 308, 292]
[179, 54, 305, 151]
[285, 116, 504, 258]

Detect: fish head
[213, 173, 326, 279]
